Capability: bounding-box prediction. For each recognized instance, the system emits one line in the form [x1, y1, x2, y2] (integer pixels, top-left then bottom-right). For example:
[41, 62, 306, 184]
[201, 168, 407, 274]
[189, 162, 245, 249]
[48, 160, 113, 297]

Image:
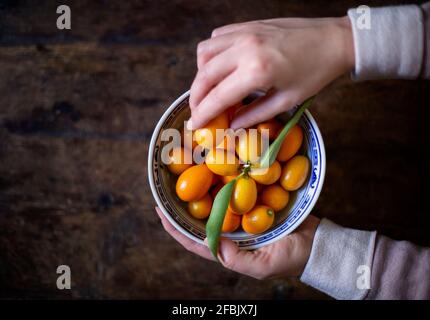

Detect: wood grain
[0, 0, 428, 299]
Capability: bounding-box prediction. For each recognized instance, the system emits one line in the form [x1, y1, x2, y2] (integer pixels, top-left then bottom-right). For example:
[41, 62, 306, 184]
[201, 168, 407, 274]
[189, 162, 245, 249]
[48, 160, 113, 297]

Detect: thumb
[217, 239, 261, 278]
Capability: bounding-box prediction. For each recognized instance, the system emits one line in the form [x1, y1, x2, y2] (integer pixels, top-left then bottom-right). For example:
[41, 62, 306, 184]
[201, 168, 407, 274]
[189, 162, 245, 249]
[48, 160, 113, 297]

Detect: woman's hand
[188, 16, 354, 130]
[156, 207, 320, 279]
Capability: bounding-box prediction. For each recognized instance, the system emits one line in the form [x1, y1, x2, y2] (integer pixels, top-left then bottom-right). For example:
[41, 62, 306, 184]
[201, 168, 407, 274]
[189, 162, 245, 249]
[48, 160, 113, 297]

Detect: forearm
[347, 3, 429, 80]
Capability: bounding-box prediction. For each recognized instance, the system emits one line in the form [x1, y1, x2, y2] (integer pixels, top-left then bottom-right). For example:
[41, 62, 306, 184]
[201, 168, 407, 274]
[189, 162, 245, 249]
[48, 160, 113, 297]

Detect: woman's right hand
[188, 16, 355, 130]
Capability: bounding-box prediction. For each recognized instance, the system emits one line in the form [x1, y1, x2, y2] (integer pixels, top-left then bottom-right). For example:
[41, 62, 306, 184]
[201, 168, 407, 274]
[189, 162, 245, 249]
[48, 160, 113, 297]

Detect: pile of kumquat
[167, 107, 310, 236]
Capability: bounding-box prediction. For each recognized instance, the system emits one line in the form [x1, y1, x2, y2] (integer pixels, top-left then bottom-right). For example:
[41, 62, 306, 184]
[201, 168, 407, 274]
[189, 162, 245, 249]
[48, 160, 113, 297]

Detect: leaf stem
[259, 96, 315, 168]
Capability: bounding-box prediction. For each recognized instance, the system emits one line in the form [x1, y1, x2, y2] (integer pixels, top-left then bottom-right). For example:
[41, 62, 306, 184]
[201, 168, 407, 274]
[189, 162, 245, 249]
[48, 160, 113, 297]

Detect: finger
[190, 70, 269, 129]
[190, 47, 238, 109]
[211, 21, 284, 38]
[257, 17, 331, 29]
[212, 21, 261, 37]
[230, 91, 298, 129]
[217, 239, 267, 279]
[212, 18, 330, 37]
[155, 207, 215, 261]
[197, 33, 237, 69]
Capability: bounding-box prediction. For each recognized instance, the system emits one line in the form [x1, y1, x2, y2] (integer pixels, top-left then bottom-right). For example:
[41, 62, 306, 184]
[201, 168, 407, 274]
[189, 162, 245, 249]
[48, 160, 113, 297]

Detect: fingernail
[186, 118, 194, 131]
[230, 118, 241, 130]
[155, 207, 162, 223]
[217, 240, 226, 263]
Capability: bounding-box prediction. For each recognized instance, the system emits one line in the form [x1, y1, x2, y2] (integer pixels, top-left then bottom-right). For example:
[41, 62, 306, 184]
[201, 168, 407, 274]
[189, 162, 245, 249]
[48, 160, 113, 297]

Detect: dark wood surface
[0, 0, 429, 299]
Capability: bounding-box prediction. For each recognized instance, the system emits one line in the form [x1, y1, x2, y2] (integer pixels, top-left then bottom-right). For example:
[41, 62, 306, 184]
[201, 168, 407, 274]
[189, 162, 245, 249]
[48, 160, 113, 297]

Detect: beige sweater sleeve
[366, 235, 430, 299]
[347, 4, 428, 80]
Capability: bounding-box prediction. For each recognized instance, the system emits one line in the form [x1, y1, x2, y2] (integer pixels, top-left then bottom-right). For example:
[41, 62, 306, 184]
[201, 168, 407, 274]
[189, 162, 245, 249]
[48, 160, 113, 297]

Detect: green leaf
[259, 96, 315, 169]
[206, 177, 237, 259]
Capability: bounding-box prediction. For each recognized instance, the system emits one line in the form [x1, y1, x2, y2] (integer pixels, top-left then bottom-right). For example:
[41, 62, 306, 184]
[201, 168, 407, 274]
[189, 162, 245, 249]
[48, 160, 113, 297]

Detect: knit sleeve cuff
[347, 5, 424, 80]
[300, 218, 377, 300]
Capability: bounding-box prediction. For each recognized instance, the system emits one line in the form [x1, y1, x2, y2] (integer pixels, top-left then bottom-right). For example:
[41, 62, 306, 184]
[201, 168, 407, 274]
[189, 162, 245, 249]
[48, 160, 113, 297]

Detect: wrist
[292, 215, 320, 277]
[337, 16, 355, 73]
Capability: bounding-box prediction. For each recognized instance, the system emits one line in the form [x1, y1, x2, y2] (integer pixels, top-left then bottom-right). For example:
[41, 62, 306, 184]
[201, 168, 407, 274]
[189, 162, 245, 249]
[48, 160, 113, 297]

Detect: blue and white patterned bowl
[148, 91, 326, 250]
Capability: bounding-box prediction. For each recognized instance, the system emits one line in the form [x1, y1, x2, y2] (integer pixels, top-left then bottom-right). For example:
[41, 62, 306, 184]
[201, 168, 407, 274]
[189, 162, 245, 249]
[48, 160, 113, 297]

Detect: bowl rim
[148, 90, 326, 249]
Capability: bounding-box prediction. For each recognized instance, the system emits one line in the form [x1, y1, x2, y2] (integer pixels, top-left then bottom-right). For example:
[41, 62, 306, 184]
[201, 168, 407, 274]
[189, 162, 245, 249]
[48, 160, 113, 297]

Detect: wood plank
[0, 0, 428, 299]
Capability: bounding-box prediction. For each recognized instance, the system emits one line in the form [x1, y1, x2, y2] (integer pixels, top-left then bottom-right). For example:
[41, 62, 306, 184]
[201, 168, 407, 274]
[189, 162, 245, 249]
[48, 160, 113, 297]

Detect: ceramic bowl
[148, 91, 326, 249]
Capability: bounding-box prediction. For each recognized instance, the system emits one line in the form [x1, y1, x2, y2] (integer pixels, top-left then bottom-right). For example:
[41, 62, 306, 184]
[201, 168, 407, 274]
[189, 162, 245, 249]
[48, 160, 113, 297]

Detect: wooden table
[0, 0, 429, 299]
